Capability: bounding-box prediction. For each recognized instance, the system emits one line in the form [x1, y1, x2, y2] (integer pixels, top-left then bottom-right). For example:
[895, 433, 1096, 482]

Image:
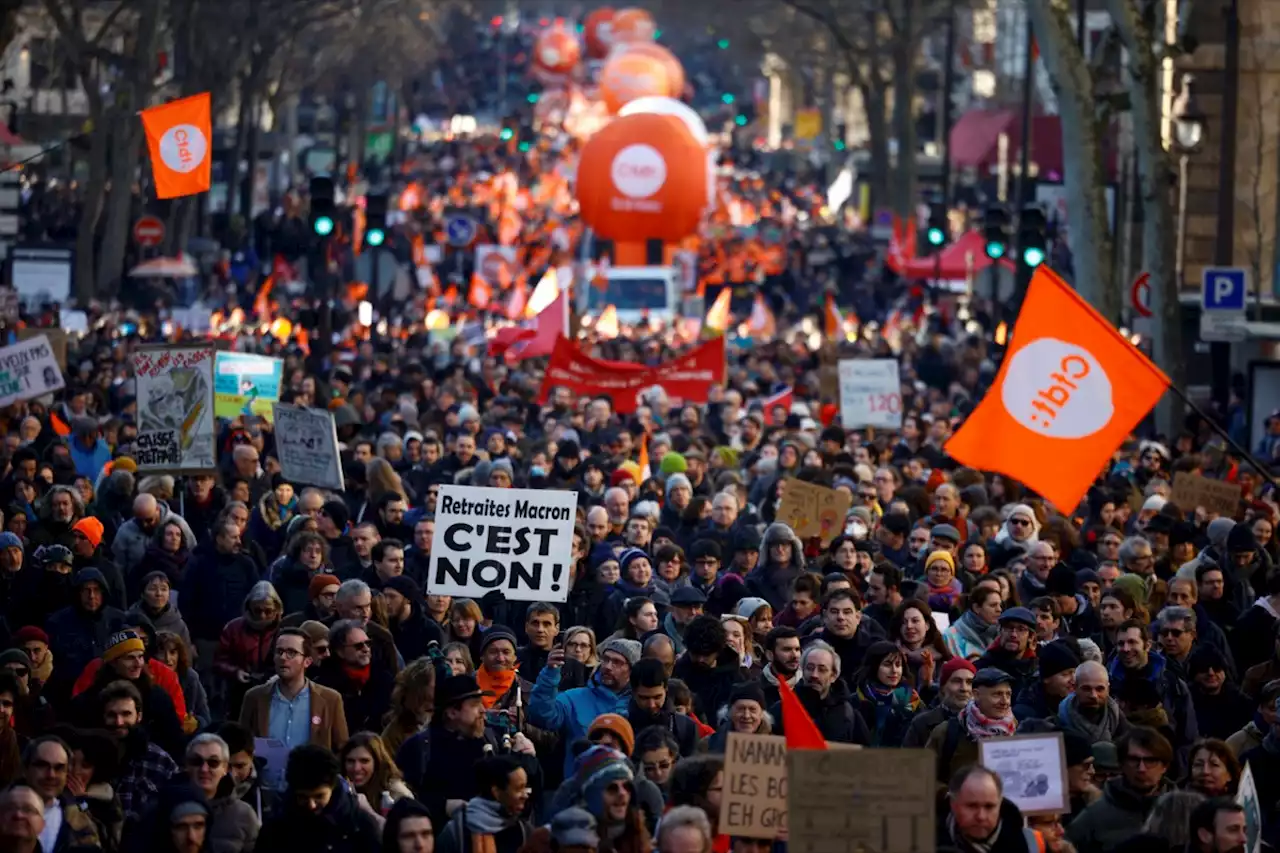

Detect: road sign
[1202, 267, 1248, 311]
[133, 216, 166, 248]
[1130, 271, 1152, 318]
[1200, 267, 1248, 342]
[445, 213, 478, 248]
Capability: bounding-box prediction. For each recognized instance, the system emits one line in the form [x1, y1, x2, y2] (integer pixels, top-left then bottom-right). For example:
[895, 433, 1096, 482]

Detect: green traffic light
[927, 227, 945, 247]
[986, 241, 1006, 260]
[500, 128, 514, 141]
[833, 140, 846, 151]
[734, 114, 747, 126]
[518, 141, 531, 152]
[366, 229, 385, 247]
[717, 39, 729, 49]
[721, 93, 734, 105]
[1023, 246, 1047, 268]
[654, 29, 662, 38]
[314, 216, 334, 237]
[527, 93, 539, 104]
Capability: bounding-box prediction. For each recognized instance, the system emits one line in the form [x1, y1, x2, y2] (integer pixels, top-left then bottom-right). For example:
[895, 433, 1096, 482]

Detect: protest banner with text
[774, 479, 852, 546]
[428, 485, 579, 602]
[537, 335, 725, 413]
[133, 346, 216, 472]
[839, 358, 903, 429]
[0, 335, 64, 408]
[272, 404, 344, 491]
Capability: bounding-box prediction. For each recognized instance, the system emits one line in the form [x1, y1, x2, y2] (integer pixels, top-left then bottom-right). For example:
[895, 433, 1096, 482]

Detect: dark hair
[286, 744, 340, 791]
[1116, 617, 1147, 638]
[871, 563, 902, 591]
[792, 573, 821, 599]
[669, 755, 724, 808]
[889, 599, 951, 659]
[634, 726, 680, 760]
[616, 597, 656, 638]
[630, 657, 669, 690]
[374, 491, 406, 512]
[667, 677, 693, 709]
[1117, 726, 1174, 767]
[1189, 797, 1245, 844]
[822, 587, 862, 610]
[213, 722, 254, 757]
[21, 735, 70, 767]
[1030, 596, 1061, 619]
[98, 680, 142, 713]
[682, 615, 726, 657]
[155, 632, 192, 674]
[855, 641, 905, 688]
[1184, 739, 1241, 792]
[763, 625, 799, 655]
[288, 531, 330, 563]
[525, 602, 560, 623]
[276, 627, 313, 657]
[372, 539, 405, 563]
[475, 755, 525, 800]
[968, 586, 1002, 612]
[1195, 561, 1225, 584]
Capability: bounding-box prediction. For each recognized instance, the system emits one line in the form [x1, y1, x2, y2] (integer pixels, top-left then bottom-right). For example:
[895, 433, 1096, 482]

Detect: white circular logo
[610, 144, 666, 198]
[158, 124, 208, 173]
[541, 46, 561, 67]
[1000, 337, 1114, 439]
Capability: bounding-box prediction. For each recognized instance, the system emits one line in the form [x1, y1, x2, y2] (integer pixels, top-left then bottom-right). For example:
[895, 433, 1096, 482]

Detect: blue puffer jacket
[528, 665, 630, 776]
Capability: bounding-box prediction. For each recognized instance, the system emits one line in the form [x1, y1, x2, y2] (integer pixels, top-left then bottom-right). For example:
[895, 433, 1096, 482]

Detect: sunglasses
[186, 756, 224, 769]
[347, 640, 372, 650]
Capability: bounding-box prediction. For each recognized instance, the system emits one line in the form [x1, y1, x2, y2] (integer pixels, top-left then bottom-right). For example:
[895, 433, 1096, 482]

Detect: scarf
[342, 664, 371, 689]
[761, 664, 800, 691]
[464, 797, 517, 853]
[927, 580, 962, 611]
[1057, 693, 1123, 742]
[947, 813, 1003, 853]
[29, 649, 52, 685]
[954, 610, 998, 652]
[476, 667, 517, 710]
[960, 700, 1016, 740]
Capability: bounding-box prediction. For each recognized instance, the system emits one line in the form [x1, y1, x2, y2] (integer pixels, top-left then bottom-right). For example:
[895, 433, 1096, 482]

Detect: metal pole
[1175, 153, 1189, 294]
[1013, 9, 1035, 302]
[939, 0, 957, 206]
[1076, 0, 1087, 50]
[1211, 0, 1240, 411]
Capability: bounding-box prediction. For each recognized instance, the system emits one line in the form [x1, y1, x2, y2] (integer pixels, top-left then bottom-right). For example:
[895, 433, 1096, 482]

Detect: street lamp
[1172, 74, 1206, 294]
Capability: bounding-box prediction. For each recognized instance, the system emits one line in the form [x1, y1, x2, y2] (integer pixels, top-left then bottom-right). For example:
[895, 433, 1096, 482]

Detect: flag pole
[1163, 383, 1280, 491]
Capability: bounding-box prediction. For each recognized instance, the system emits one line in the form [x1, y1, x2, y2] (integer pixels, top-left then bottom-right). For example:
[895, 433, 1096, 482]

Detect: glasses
[275, 648, 304, 660]
[1009, 518, 1031, 527]
[1125, 755, 1164, 767]
[1159, 628, 1186, 638]
[186, 756, 224, 769]
[642, 760, 674, 773]
[347, 640, 372, 650]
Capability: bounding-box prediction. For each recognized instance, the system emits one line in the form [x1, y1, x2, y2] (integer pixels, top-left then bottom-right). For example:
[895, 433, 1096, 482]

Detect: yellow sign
[794, 109, 822, 141]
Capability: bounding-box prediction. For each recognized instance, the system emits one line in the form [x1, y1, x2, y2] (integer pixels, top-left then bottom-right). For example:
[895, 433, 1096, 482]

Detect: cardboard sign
[723, 734, 863, 840]
[214, 352, 283, 421]
[838, 358, 903, 429]
[979, 733, 1070, 816]
[774, 479, 852, 545]
[788, 748, 935, 853]
[18, 327, 67, 371]
[427, 485, 579, 603]
[272, 404, 344, 491]
[1171, 471, 1241, 518]
[0, 335, 64, 407]
[133, 346, 216, 473]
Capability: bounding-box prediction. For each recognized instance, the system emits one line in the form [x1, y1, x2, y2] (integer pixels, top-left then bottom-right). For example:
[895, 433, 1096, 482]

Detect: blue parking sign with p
[1202, 267, 1247, 311]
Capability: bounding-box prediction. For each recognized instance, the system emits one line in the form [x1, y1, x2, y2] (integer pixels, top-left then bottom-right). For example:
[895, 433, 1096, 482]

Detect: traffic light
[309, 176, 335, 238]
[717, 38, 729, 49]
[499, 127, 514, 141]
[721, 92, 735, 105]
[1018, 206, 1048, 268]
[926, 203, 948, 248]
[833, 122, 847, 151]
[365, 192, 388, 248]
[734, 114, 748, 127]
[526, 92, 540, 104]
[983, 205, 1010, 260]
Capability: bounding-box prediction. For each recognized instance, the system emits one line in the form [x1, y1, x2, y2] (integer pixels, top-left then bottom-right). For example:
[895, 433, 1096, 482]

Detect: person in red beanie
[902, 657, 976, 747]
[11, 627, 51, 687]
[283, 573, 341, 627]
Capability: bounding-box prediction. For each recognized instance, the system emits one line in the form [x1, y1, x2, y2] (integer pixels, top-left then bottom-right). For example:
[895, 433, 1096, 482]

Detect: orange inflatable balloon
[583, 8, 615, 59]
[575, 113, 707, 242]
[618, 42, 684, 98]
[599, 51, 669, 113]
[611, 8, 656, 43]
[534, 26, 581, 75]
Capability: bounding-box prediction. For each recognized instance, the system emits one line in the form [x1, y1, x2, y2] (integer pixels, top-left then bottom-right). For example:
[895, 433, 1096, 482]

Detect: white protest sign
[979, 733, 1069, 816]
[428, 485, 579, 603]
[838, 358, 903, 429]
[272, 403, 343, 491]
[0, 335, 65, 407]
[133, 346, 216, 472]
[1239, 763, 1262, 853]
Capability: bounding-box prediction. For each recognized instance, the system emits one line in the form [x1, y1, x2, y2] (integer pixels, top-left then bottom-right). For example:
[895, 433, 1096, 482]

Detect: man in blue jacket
[529, 637, 639, 776]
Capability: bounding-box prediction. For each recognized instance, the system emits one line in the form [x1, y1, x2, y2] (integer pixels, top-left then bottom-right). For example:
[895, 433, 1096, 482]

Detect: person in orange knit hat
[69, 516, 126, 610]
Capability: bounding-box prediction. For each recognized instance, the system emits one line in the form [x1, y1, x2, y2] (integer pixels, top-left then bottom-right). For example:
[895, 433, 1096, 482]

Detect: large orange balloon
[576, 113, 707, 242]
[599, 51, 669, 113]
[583, 8, 615, 59]
[534, 26, 581, 75]
[611, 8, 656, 43]
[617, 42, 684, 98]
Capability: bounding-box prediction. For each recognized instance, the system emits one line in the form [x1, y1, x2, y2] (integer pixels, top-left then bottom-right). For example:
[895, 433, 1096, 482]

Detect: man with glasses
[240, 628, 348, 786]
[1093, 529, 1123, 563]
[974, 608, 1040, 697]
[21, 735, 101, 853]
[335, 580, 401, 673]
[1110, 619, 1199, 748]
[315, 620, 394, 735]
[184, 733, 260, 849]
[283, 573, 341, 628]
[1017, 541, 1057, 605]
[1067, 727, 1175, 853]
[1118, 535, 1168, 612]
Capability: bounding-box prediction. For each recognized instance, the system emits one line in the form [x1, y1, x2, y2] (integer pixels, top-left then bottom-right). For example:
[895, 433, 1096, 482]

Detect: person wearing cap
[72, 629, 185, 755]
[434, 754, 534, 853]
[530, 635, 638, 777]
[382, 575, 445, 665]
[662, 587, 706, 655]
[11, 627, 50, 688]
[1109, 618, 1199, 748]
[315, 500, 356, 575]
[1227, 678, 1280, 757]
[1187, 645, 1252, 741]
[1011, 640, 1081, 723]
[66, 516, 126, 611]
[902, 658, 975, 748]
[973, 607, 1039, 697]
[599, 549, 665, 638]
[728, 527, 761, 579]
[282, 572, 342, 629]
[926, 667, 1017, 783]
[549, 746, 650, 853]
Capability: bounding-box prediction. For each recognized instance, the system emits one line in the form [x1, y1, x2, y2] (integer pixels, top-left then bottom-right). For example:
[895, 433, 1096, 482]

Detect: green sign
[366, 132, 394, 161]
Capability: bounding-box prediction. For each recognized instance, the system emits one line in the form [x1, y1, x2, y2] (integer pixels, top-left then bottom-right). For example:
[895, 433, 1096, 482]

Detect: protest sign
[723, 734, 862, 840]
[1239, 763, 1262, 853]
[428, 485, 579, 602]
[214, 352, 283, 421]
[788, 748, 935, 853]
[979, 733, 1069, 816]
[0, 335, 64, 407]
[272, 404, 343, 491]
[1171, 471, 1241, 518]
[133, 346, 216, 472]
[774, 479, 852, 546]
[838, 358, 903, 429]
[17, 327, 68, 371]
[475, 244, 518, 286]
[539, 335, 725, 414]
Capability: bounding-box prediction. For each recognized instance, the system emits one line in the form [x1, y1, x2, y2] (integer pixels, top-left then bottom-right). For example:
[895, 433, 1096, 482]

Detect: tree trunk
[861, 82, 892, 214]
[97, 118, 141, 294]
[74, 126, 108, 303]
[1025, 0, 1116, 319]
[891, 0, 917, 218]
[227, 75, 251, 219]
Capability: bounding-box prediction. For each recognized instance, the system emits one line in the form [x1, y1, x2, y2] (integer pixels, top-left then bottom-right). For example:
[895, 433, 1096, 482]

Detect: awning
[898, 230, 1014, 280]
[948, 109, 1064, 180]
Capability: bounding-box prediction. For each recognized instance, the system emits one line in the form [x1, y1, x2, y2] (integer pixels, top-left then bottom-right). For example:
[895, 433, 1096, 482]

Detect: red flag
[761, 387, 794, 423]
[777, 678, 827, 751]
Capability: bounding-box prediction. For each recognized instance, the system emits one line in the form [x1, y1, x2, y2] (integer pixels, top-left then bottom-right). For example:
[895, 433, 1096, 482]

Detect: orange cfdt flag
[944, 266, 1169, 512]
[141, 93, 212, 199]
[777, 678, 827, 751]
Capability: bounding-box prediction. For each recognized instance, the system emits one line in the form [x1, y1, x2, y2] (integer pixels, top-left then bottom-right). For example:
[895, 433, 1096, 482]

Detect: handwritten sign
[133, 346, 215, 473]
[788, 748, 935, 853]
[724, 734, 862, 841]
[979, 733, 1069, 816]
[272, 403, 343, 491]
[0, 335, 64, 407]
[838, 358, 903, 429]
[775, 479, 852, 546]
[17, 327, 68, 371]
[1171, 471, 1241, 518]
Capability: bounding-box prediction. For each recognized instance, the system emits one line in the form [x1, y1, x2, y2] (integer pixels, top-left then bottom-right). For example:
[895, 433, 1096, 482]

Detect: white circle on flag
[1000, 337, 1114, 439]
[610, 144, 666, 198]
[158, 124, 208, 173]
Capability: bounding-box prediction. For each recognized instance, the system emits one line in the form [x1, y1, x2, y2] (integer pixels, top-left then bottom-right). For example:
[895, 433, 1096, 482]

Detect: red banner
[538, 336, 726, 413]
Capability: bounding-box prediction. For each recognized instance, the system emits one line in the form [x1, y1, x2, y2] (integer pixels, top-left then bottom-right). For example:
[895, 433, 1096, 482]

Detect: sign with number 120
[838, 359, 903, 429]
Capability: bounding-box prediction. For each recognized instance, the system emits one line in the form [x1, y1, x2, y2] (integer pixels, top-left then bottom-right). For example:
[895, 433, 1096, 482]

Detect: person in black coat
[313, 620, 395, 735]
[974, 607, 1041, 699]
[769, 639, 871, 745]
[800, 588, 888, 692]
[180, 523, 261, 647]
[625, 658, 699, 757]
[1047, 564, 1103, 639]
[1187, 645, 1254, 740]
[936, 768, 1039, 853]
[1012, 640, 1081, 723]
[256, 745, 383, 853]
[382, 576, 445, 663]
[45, 568, 127, 697]
[669, 616, 745, 722]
